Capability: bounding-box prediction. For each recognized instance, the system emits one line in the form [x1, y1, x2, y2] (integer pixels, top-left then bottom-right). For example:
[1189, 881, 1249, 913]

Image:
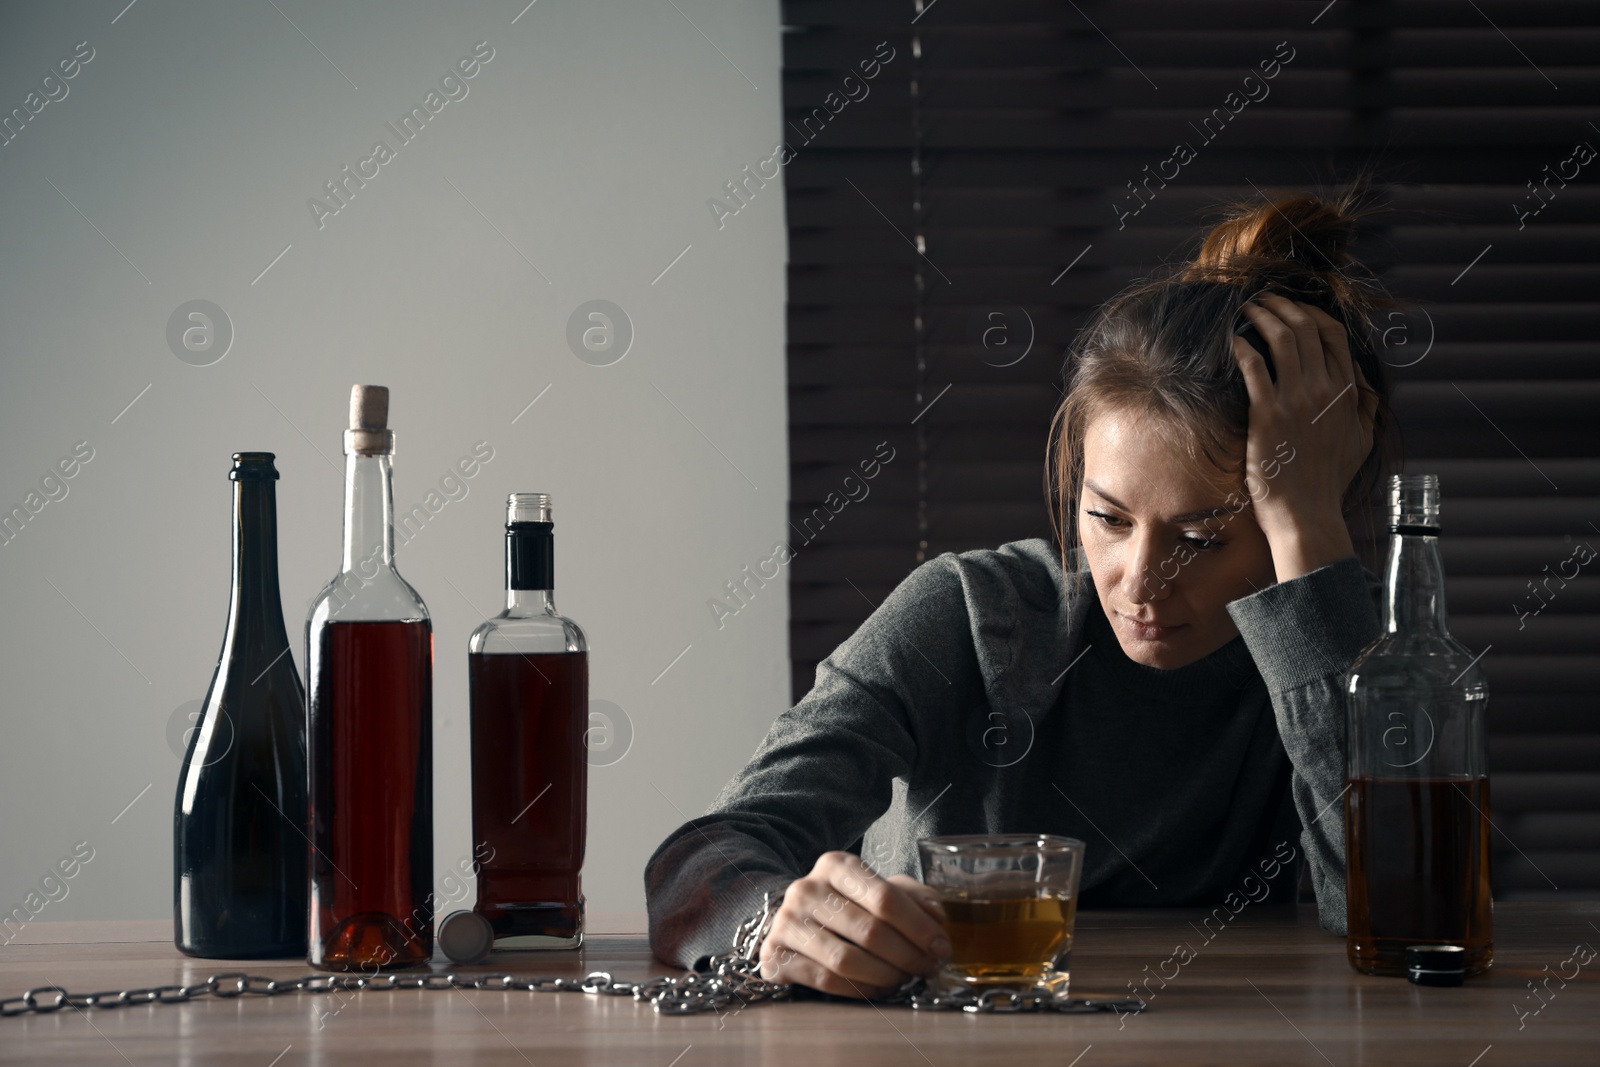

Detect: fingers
[766, 910, 907, 993]
[807, 874, 942, 977]
[1239, 295, 1361, 399]
[760, 931, 899, 999]
[1350, 347, 1376, 401]
[886, 873, 947, 923]
[1231, 332, 1275, 409]
[1266, 294, 1329, 385]
[757, 852, 952, 1001]
[1293, 303, 1369, 451]
[1239, 297, 1300, 392]
[1350, 356, 1379, 435]
[823, 855, 949, 959]
[886, 874, 948, 964]
[1298, 303, 1356, 390]
[791, 893, 937, 980]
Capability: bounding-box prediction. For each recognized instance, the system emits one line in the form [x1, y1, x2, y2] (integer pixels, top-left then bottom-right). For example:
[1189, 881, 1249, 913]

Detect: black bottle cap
[507, 494, 555, 590]
[1406, 944, 1466, 986]
[438, 910, 493, 965]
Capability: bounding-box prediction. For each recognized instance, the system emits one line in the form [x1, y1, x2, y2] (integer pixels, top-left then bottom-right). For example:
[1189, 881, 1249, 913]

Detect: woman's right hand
[757, 851, 951, 999]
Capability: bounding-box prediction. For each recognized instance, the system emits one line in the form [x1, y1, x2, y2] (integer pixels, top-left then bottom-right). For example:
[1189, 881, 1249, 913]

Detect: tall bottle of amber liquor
[305, 385, 434, 970]
[468, 493, 588, 949]
[1345, 474, 1492, 977]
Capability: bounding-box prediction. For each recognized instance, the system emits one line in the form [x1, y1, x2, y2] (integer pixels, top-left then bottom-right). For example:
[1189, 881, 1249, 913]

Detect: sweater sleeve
[1224, 554, 1382, 936]
[643, 556, 972, 970]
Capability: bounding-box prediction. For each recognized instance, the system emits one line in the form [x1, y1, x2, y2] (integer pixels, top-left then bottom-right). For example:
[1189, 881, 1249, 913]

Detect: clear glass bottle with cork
[305, 384, 435, 970]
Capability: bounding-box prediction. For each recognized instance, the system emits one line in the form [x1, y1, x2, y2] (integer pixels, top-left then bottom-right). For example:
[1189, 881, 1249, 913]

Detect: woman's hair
[1044, 176, 1407, 580]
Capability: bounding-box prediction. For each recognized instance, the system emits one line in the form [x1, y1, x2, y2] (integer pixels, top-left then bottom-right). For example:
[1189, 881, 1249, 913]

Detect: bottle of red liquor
[468, 493, 588, 949]
[305, 385, 434, 970]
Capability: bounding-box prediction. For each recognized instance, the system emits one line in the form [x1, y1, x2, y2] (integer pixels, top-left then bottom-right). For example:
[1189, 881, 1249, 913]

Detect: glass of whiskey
[917, 834, 1086, 1002]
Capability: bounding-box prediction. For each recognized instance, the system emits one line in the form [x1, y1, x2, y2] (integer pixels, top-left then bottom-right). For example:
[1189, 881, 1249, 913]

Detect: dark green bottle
[174, 452, 308, 957]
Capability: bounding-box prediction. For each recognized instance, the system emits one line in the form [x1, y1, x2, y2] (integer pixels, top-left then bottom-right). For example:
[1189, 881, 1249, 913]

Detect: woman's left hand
[1232, 292, 1379, 578]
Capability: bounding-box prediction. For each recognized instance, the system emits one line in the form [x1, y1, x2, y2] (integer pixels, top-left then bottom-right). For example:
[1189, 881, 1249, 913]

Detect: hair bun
[1194, 192, 1354, 274]
[1179, 182, 1387, 316]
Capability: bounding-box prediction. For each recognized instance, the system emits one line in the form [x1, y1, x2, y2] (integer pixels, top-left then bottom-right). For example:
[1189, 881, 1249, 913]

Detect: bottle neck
[228, 477, 289, 640]
[1380, 529, 1450, 636]
[342, 453, 395, 574]
[505, 588, 558, 615]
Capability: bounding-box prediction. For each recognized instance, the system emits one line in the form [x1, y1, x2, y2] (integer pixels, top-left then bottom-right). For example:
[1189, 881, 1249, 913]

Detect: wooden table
[3, 902, 1596, 1065]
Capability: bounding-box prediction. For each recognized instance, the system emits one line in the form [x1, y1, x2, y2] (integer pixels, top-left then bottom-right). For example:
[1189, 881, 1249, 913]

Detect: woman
[644, 184, 1403, 999]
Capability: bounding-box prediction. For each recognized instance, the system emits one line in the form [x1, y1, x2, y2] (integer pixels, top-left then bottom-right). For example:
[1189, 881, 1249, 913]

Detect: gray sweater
[644, 537, 1383, 970]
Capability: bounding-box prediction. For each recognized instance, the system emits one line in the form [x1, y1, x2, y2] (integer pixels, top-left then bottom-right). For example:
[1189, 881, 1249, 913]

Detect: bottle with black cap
[467, 493, 589, 950]
[1345, 474, 1492, 978]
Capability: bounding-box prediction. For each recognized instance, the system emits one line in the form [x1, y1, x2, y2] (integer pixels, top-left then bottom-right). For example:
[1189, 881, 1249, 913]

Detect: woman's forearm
[1226, 554, 1384, 934]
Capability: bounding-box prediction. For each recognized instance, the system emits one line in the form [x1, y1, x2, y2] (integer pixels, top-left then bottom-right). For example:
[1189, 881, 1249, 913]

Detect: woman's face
[1077, 408, 1278, 669]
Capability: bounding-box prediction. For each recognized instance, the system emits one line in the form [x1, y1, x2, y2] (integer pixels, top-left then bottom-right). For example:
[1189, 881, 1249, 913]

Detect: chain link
[0, 891, 1145, 1019]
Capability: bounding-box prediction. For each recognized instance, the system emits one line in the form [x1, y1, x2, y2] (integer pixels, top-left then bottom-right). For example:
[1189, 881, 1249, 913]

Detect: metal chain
[0, 892, 1146, 1019]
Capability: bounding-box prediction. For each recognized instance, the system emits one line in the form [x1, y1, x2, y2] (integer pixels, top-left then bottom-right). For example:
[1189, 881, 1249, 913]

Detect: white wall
[0, 0, 789, 930]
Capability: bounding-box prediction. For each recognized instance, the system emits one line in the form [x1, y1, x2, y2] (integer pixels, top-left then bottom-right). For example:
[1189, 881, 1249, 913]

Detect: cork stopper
[343, 384, 395, 455]
[350, 385, 388, 430]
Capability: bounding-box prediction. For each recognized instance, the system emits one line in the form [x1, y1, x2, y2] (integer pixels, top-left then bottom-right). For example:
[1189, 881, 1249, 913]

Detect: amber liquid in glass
[941, 894, 1076, 986]
[469, 650, 587, 945]
[309, 620, 434, 970]
[1345, 775, 1493, 976]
